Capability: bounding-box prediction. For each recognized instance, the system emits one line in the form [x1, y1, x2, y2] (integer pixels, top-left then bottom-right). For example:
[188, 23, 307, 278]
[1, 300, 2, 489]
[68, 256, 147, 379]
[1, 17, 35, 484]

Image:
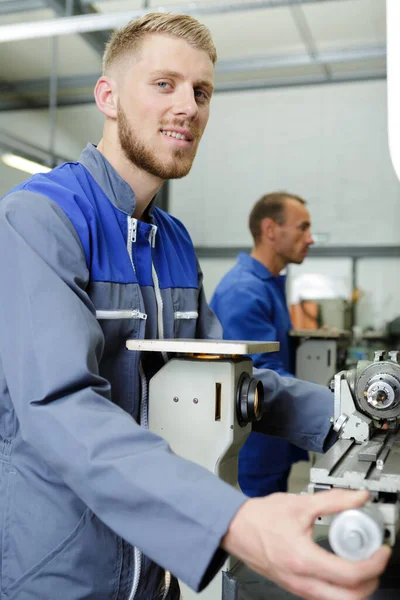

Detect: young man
[211, 193, 314, 497]
[0, 13, 390, 600]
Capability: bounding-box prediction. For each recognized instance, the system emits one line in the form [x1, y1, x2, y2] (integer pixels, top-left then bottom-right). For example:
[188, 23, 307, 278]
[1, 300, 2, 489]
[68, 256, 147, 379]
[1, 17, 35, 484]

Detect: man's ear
[260, 217, 276, 241]
[94, 76, 118, 119]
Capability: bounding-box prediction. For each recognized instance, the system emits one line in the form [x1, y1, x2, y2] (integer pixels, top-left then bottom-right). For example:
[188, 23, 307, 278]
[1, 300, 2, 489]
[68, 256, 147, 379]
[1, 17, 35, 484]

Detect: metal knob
[333, 413, 349, 434]
[329, 506, 384, 561]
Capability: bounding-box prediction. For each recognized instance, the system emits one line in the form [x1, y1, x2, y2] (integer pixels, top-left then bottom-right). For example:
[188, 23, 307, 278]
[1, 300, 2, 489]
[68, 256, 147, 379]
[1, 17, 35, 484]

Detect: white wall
[170, 80, 400, 247]
[356, 258, 400, 329]
[171, 80, 400, 329]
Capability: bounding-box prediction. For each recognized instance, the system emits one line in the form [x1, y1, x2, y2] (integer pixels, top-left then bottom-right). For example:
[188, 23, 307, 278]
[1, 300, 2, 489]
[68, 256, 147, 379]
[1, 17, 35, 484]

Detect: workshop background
[0, 0, 394, 494]
[0, 3, 394, 332]
[0, 0, 392, 333]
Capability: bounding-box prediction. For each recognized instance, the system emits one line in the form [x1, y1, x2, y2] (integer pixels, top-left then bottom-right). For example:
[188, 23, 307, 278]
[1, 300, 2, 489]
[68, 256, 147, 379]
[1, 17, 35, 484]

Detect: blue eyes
[156, 82, 208, 101]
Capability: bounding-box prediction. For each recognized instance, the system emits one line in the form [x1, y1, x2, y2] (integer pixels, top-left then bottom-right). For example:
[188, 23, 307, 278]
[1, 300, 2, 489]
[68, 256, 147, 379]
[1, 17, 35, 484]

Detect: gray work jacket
[0, 144, 334, 599]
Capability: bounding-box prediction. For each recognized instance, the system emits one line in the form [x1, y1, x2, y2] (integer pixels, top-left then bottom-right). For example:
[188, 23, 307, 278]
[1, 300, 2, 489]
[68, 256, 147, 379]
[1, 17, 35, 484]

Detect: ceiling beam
[0, 0, 357, 43]
[289, 1, 332, 81]
[216, 44, 386, 72]
[0, 43, 385, 88]
[0, 129, 71, 163]
[0, 42, 385, 110]
[44, 0, 111, 55]
[0, 77, 46, 110]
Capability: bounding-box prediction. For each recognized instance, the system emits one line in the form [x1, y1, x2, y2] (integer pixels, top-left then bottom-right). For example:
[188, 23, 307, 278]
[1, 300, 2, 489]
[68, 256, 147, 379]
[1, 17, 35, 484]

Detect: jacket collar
[238, 252, 286, 282]
[79, 143, 156, 219]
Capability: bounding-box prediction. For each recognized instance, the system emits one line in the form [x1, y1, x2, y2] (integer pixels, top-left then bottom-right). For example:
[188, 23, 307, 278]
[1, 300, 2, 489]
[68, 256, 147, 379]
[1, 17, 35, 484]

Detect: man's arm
[253, 369, 334, 452]
[0, 191, 246, 592]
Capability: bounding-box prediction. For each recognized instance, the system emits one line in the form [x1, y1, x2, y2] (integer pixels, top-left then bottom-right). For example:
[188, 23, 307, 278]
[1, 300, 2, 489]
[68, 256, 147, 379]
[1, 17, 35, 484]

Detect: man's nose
[173, 86, 198, 120]
[307, 231, 315, 246]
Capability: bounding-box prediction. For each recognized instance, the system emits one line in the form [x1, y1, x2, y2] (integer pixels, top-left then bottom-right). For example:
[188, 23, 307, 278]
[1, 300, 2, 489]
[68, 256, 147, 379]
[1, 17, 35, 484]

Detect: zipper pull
[131, 218, 138, 243]
[131, 309, 147, 320]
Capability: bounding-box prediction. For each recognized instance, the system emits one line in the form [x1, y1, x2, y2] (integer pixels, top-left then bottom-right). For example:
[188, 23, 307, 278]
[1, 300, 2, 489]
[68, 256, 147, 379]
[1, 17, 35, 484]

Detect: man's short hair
[103, 12, 217, 74]
[249, 192, 307, 244]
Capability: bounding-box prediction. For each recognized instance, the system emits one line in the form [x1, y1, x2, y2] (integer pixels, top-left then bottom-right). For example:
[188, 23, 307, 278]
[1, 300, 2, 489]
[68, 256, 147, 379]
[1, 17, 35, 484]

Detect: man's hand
[221, 489, 391, 600]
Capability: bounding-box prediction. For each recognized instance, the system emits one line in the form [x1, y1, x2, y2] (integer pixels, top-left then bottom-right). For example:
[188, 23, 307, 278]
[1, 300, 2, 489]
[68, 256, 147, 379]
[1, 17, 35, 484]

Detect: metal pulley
[329, 506, 385, 561]
[354, 352, 400, 421]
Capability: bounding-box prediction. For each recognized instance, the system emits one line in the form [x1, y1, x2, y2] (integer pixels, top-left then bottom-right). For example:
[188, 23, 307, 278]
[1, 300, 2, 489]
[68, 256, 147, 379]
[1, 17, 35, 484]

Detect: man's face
[274, 199, 314, 265]
[115, 33, 214, 179]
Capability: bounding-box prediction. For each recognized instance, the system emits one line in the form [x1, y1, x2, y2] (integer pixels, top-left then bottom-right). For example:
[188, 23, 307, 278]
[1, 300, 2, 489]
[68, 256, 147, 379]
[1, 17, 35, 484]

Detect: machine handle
[328, 506, 385, 561]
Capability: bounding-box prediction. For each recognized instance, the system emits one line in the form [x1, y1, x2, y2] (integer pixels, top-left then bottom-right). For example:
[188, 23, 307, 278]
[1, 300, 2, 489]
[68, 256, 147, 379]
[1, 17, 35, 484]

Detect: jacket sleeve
[210, 282, 292, 376]
[210, 276, 335, 453]
[205, 271, 335, 453]
[0, 191, 247, 593]
[253, 369, 335, 453]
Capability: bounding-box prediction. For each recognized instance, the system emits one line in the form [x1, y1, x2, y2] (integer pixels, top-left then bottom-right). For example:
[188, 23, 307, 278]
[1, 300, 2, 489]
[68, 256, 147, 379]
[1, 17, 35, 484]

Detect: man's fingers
[295, 539, 392, 586]
[307, 488, 370, 520]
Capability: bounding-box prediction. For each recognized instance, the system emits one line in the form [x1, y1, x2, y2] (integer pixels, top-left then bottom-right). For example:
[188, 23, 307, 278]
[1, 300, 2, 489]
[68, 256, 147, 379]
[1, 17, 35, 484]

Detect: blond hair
[103, 12, 217, 73]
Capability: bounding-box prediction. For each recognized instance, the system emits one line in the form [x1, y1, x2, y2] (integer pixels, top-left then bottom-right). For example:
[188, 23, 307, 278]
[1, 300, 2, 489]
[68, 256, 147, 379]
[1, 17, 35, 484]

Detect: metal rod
[289, 2, 332, 81]
[194, 246, 400, 259]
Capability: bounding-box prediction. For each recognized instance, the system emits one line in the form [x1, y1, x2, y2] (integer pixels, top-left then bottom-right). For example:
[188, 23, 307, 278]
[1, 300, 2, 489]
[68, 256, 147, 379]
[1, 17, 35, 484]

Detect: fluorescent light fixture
[1, 153, 51, 175]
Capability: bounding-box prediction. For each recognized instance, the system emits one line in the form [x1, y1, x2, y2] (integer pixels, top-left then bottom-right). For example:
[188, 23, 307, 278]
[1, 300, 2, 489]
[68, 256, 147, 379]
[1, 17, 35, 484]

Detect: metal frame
[0, 0, 45, 14]
[0, 129, 71, 165]
[194, 245, 400, 259]
[44, 0, 110, 56]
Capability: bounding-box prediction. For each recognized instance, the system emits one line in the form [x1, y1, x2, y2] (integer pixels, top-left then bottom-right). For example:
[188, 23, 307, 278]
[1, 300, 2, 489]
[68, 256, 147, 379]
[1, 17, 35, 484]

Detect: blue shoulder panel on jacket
[5, 164, 137, 284]
[4, 165, 199, 290]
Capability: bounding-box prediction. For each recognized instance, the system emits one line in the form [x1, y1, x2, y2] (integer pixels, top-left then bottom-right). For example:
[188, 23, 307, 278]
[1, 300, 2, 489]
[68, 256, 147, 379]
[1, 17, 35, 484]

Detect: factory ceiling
[0, 0, 386, 111]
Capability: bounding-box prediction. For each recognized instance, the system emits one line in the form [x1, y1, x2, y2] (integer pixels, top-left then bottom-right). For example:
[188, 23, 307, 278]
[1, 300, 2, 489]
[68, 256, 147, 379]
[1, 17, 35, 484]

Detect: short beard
[117, 102, 197, 180]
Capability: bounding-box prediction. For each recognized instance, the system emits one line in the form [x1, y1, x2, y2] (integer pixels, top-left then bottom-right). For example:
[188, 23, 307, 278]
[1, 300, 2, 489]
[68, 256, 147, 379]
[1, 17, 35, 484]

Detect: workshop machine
[126, 338, 278, 600]
[308, 351, 400, 563]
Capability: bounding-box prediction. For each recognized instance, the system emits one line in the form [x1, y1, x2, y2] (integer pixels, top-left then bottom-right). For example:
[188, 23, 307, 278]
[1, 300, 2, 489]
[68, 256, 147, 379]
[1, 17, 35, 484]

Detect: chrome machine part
[309, 350, 400, 561]
[236, 373, 264, 427]
[355, 354, 400, 422]
[329, 507, 385, 561]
